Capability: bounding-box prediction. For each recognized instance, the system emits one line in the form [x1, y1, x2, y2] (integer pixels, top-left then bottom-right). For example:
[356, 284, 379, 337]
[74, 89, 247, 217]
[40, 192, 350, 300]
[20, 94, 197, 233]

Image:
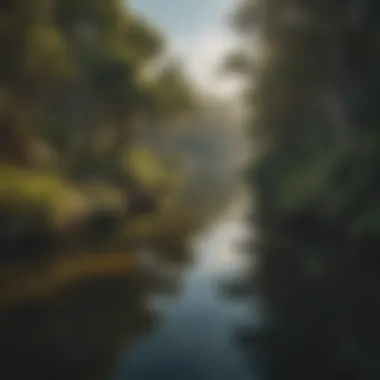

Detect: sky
[130, 0, 243, 99]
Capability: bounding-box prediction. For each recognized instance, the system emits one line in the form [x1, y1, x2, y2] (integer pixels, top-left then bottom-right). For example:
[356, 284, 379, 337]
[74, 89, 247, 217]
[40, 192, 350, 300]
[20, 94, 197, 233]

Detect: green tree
[0, 0, 200, 260]
[0, 0, 195, 178]
[149, 61, 196, 124]
[227, 1, 380, 379]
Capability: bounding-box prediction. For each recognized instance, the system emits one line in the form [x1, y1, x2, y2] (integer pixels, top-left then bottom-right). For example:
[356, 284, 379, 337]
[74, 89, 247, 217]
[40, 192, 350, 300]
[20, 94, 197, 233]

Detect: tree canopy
[0, 0, 195, 180]
[227, 1, 380, 379]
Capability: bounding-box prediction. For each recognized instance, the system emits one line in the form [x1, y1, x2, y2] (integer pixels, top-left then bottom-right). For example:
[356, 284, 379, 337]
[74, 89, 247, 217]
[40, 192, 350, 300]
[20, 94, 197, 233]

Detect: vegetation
[226, 1, 380, 379]
[0, 0, 202, 257]
[0, 2, 233, 378]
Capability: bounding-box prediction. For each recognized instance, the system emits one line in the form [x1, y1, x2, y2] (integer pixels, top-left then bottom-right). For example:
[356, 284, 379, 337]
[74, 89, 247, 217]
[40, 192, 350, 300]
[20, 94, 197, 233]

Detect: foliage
[219, 51, 253, 76]
[0, 164, 84, 223]
[0, 0, 195, 178]
[0, 2, 236, 379]
[124, 146, 183, 194]
[149, 61, 196, 122]
[0, 0, 202, 244]
[228, 0, 380, 379]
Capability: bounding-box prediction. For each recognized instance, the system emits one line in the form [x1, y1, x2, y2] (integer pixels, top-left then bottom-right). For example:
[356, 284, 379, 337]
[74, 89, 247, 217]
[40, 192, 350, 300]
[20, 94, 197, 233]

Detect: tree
[227, 1, 380, 379]
[0, 0, 197, 184]
[149, 61, 196, 123]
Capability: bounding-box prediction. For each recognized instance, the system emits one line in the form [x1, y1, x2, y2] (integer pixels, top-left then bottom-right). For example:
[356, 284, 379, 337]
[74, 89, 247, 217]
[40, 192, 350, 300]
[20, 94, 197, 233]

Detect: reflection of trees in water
[0, 240, 193, 380]
[0, 149, 219, 380]
[1, 273, 152, 380]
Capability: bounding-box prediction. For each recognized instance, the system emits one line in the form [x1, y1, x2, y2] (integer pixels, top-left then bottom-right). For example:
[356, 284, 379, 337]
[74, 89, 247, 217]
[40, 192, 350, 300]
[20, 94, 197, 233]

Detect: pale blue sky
[130, 0, 229, 41]
[130, 0, 241, 98]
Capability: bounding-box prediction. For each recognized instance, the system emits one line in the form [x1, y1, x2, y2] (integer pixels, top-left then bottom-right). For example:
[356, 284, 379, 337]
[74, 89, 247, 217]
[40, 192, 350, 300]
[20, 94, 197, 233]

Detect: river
[0, 192, 258, 380]
[113, 192, 257, 380]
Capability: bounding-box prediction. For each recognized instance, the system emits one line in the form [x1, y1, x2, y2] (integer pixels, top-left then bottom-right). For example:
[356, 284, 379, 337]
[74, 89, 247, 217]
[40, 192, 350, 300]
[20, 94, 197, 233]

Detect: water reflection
[0, 235, 190, 380]
[114, 195, 255, 380]
[0, 194, 254, 380]
[0, 269, 159, 380]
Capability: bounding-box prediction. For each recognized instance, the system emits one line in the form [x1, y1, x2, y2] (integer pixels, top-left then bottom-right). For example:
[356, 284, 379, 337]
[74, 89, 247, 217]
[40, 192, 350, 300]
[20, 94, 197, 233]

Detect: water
[0, 193, 257, 380]
[114, 195, 256, 380]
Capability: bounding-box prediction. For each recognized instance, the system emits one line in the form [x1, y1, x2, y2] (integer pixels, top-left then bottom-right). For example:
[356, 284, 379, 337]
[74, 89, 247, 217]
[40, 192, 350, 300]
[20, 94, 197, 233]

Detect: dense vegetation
[0, 2, 234, 378]
[226, 1, 380, 379]
[0, 0, 202, 258]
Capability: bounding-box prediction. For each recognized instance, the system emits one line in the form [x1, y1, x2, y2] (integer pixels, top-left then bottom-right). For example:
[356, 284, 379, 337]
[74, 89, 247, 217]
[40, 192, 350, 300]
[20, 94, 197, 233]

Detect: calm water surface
[114, 195, 257, 380]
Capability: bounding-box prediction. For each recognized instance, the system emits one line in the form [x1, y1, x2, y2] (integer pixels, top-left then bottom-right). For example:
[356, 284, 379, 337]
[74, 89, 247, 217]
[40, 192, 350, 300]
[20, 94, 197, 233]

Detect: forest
[4, 0, 380, 379]
[0, 2, 237, 378]
[225, 0, 380, 379]
[0, 0, 233, 265]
